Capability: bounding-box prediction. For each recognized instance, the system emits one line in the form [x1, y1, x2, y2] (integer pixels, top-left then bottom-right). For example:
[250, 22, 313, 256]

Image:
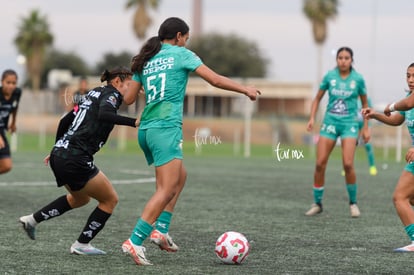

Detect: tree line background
[13, 0, 338, 91]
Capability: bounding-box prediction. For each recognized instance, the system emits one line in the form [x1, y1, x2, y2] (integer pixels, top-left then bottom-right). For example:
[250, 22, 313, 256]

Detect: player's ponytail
[131, 17, 189, 74]
[131, 36, 161, 73]
[100, 66, 132, 83]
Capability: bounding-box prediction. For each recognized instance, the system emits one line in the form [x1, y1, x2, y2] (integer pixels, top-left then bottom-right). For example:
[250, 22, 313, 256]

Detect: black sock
[33, 195, 72, 223]
[77, 207, 111, 244]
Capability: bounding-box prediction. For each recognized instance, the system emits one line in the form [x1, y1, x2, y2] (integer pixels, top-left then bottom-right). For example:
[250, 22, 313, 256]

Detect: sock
[155, 211, 172, 234]
[77, 207, 111, 244]
[404, 224, 414, 242]
[313, 185, 324, 205]
[365, 143, 375, 167]
[130, 218, 153, 246]
[346, 183, 357, 204]
[33, 195, 72, 223]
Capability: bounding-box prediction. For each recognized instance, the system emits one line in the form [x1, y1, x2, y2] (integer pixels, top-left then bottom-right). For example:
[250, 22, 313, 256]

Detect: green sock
[155, 211, 172, 234]
[404, 224, 414, 242]
[346, 183, 357, 204]
[313, 186, 324, 205]
[365, 143, 375, 167]
[130, 218, 153, 246]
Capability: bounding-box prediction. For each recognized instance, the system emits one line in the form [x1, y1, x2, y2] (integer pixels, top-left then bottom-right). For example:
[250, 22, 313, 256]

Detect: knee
[392, 191, 406, 206]
[315, 162, 326, 173]
[0, 163, 12, 174]
[106, 193, 119, 211]
[343, 163, 354, 173]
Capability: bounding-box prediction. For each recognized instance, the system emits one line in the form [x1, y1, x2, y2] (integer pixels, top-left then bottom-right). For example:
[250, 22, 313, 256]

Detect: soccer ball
[215, 231, 250, 264]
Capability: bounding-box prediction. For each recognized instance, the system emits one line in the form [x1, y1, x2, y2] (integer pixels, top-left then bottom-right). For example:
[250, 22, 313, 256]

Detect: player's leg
[0, 133, 13, 174]
[305, 135, 336, 216]
[123, 159, 181, 265]
[70, 171, 118, 255]
[364, 142, 377, 175]
[150, 163, 186, 252]
[341, 137, 360, 217]
[393, 169, 414, 251]
[0, 157, 12, 174]
[18, 155, 88, 240]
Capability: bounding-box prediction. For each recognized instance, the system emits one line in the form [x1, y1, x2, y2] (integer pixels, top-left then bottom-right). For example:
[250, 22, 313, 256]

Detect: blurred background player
[0, 69, 22, 174]
[19, 67, 138, 255]
[73, 76, 89, 109]
[305, 47, 370, 218]
[342, 96, 377, 176]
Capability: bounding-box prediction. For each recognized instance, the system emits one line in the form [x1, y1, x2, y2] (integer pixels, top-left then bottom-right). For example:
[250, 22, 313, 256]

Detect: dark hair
[131, 17, 190, 73]
[2, 69, 18, 81]
[100, 66, 132, 83]
[336, 46, 354, 70]
[408, 63, 414, 69]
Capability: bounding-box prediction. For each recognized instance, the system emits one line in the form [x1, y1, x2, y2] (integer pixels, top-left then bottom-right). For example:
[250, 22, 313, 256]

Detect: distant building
[67, 77, 313, 118]
[184, 78, 313, 117]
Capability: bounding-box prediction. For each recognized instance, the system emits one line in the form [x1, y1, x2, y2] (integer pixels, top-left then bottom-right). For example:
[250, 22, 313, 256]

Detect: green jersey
[132, 43, 203, 129]
[400, 93, 414, 145]
[320, 68, 367, 124]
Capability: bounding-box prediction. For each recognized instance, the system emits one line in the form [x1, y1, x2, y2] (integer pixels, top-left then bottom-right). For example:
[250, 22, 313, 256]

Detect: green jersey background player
[306, 47, 370, 218]
[357, 97, 377, 175]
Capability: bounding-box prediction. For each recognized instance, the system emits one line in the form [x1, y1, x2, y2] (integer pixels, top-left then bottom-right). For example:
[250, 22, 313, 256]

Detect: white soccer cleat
[19, 214, 36, 240]
[122, 239, 153, 266]
[305, 203, 323, 216]
[70, 241, 106, 255]
[350, 204, 360, 218]
[394, 243, 414, 252]
[150, 229, 179, 252]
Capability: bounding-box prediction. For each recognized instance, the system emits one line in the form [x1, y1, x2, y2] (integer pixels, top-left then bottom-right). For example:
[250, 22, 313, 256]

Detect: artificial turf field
[1, 137, 414, 274]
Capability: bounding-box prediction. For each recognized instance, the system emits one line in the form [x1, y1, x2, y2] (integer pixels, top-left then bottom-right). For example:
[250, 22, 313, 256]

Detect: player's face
[406, 66, 414, 92]
[336, 50, 353, 73]
[117, 76, 132, 95]
[177, 32, 190, 47]
[1, 74, 17, 95]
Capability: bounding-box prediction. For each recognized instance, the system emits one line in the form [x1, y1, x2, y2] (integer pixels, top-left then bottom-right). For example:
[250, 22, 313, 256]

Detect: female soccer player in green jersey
[363, 63, 414, 252]
[305, 47, 370, 218]
[121, 17, 260, 266]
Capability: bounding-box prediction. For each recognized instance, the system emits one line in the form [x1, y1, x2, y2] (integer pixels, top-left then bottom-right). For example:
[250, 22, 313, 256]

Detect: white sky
[1, 0, 414, 104]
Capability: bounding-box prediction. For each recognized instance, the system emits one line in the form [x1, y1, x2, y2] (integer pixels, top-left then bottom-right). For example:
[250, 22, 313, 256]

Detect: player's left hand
[362, 127, 371, 143]
[43, 155, 50, 166]
[405, 148, 414, 164]
[9, 124, 16, 133]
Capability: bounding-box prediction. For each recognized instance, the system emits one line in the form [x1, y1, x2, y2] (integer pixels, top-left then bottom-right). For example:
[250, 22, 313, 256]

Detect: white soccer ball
[215, 231, 250, 264]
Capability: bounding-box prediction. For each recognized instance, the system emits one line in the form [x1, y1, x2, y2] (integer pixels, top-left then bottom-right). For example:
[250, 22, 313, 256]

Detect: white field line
[0, 177, 155, 187]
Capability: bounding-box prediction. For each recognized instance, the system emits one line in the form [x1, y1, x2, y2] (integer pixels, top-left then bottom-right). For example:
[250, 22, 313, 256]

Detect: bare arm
[359, 94, 370, 142]
[9, 109, 18, 133]
[194, 64, 260, 100]
[306, 90, 325, 132]
[363, 108, 405, 126]
[385, 92, 414, 115]
[124, 80, 142, 105]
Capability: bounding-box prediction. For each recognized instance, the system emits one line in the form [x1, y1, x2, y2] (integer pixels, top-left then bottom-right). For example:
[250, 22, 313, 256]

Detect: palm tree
[14, 9, 53, 91]
[303, 0, 339, 82]
[125, 0, 160, 40]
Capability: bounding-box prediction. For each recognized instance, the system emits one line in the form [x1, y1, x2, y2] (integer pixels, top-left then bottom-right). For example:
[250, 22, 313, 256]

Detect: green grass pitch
[1, 135, 414, 274]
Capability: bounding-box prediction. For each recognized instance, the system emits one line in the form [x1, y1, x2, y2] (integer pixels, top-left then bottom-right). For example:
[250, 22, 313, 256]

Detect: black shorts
[0, 131, 11, 159]
[49, 153, 99, 191]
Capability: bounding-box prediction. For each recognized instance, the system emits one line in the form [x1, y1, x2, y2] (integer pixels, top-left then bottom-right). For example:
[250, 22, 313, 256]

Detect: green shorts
[138, 127, 183, 167]
[404, 161, 414, 174]
[319, 120, 359, 140]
